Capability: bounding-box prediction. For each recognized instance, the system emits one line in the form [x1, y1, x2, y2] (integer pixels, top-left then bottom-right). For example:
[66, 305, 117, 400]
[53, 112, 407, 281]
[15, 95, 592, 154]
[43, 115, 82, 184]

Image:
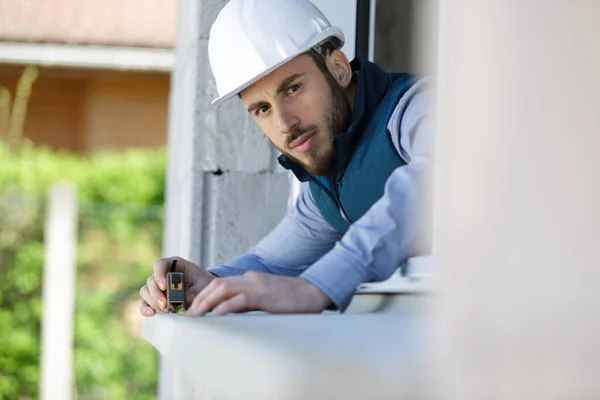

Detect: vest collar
[278, 57, 392, 182]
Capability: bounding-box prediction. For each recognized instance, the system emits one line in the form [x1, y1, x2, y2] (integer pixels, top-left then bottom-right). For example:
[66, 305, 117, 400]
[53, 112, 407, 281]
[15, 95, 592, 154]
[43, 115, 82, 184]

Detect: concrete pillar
[158, 1, 289, 398]
[162, 0, 288, 268]
[157, 1, 366, 397]
[435, 1, 600, 398]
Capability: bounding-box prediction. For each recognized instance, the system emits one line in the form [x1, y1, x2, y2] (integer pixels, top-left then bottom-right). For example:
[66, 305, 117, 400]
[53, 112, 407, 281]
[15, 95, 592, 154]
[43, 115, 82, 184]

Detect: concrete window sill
[143, 289, 432, 400]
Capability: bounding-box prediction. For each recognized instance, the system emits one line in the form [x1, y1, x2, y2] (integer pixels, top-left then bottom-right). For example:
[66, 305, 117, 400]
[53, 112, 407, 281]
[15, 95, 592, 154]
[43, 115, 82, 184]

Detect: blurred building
[0, 0, 176, 153]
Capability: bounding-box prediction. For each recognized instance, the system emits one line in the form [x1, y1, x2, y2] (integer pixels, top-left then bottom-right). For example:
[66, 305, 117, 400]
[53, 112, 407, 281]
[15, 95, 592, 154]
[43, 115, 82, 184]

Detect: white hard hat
[208, 0, 345, 106]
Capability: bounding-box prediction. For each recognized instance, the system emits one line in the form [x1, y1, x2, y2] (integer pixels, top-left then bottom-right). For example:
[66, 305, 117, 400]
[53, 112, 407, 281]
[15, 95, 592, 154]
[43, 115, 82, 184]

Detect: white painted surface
[144, 294, 432, 400]
[435, 1, 600, 397]
[39, 183, 78, 400]
[0, 42, 174, 71]
[311, 0, 357, 61]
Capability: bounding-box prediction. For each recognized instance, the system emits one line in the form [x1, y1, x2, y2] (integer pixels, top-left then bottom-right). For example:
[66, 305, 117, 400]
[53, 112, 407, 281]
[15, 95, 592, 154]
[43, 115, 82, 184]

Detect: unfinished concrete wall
[162, 0, 289, 268]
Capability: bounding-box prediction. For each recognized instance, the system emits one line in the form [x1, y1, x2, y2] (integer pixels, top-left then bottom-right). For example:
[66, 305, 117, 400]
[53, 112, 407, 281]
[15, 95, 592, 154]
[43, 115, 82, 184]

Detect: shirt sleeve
[300, 80, 436, 311]
[207, 182, 342, 277]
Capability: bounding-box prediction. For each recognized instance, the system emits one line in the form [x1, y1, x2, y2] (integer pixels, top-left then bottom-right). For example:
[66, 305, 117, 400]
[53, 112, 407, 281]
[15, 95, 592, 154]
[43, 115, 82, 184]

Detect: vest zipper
[329, 175, 354, 224]
[309, 176, 354, 224]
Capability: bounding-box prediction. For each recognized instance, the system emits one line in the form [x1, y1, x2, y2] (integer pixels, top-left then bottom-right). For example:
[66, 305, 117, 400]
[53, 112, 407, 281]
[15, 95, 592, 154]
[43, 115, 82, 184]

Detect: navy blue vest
[279, 58, 416, 234]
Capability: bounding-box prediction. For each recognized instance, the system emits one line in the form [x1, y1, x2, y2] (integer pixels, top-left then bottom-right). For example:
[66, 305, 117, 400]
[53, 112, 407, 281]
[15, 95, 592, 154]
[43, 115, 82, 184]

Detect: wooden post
[39, 183, 78, 400]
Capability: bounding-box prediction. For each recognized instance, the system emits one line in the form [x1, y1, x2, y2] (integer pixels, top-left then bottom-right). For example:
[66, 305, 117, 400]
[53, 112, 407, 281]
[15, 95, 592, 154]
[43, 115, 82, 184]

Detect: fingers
[212, 293, 252, 316]
[184, 270, 215, 307]
[147, 256, 215, 313]
[147, 274, 168, 312]
[139, 284, 154, 309]
[188, 276, 253, 316]
[139, 275, 168, 313]
[153, 256, 211, 291]
[138, 298, 156, 317]
[185, 287, 202, 309]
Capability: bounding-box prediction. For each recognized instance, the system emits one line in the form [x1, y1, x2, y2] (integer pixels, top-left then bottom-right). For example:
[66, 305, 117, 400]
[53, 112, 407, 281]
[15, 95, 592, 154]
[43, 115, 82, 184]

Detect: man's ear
[325, 49, 353, 89]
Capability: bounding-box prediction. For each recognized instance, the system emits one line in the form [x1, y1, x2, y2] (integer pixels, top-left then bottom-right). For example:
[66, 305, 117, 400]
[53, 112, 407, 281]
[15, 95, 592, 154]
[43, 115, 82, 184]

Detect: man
[139, 0, 434, 317]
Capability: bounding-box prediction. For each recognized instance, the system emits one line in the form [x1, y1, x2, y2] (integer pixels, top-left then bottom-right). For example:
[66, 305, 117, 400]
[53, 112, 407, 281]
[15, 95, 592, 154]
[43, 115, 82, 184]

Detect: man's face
[240, 53, 352, 176]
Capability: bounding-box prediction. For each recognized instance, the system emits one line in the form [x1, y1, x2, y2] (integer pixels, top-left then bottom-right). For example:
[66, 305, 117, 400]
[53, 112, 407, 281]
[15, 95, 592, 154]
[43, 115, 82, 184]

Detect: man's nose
[275, 104, 300, 135]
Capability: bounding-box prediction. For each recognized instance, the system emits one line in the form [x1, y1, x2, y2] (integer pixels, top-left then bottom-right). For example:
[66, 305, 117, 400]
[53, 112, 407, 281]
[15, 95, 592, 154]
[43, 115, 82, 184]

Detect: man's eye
[256, 105, 270, 115]
[287, 84, 301, 93]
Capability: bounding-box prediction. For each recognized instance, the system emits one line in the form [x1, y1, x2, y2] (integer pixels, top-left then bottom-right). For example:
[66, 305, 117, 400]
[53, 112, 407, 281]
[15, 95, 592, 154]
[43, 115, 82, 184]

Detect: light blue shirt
[208, 78, 435, 311]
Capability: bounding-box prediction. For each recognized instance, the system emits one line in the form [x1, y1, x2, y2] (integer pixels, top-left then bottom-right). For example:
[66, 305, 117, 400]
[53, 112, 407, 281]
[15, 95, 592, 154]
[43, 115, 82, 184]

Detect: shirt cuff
[300, 244, 368, 311]
[206, 252, 272, 278]
[206, 266, 246, 277]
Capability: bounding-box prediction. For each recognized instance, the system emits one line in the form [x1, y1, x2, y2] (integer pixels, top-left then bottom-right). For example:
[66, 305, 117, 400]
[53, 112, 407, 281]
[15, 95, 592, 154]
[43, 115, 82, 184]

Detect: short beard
[281, 65, 352, 176]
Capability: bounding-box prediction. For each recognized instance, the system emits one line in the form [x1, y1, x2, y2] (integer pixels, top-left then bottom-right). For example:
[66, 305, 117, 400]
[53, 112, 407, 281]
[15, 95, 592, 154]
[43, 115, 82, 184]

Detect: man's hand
[187, 271, 331, 316]
[138, 256, 215, 317]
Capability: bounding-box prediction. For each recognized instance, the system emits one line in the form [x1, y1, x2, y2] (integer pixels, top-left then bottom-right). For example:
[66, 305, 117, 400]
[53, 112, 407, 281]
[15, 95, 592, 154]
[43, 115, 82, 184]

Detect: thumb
[153, 257, 181, 291]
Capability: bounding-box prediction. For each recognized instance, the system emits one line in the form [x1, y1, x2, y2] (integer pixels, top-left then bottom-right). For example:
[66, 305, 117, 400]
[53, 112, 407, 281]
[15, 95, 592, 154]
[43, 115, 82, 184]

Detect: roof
[0, 0, 176, 49]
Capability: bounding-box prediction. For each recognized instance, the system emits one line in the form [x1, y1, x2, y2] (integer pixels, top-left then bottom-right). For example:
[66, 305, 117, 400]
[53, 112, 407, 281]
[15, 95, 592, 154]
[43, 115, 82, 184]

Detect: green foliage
[0, 141, 165, 399]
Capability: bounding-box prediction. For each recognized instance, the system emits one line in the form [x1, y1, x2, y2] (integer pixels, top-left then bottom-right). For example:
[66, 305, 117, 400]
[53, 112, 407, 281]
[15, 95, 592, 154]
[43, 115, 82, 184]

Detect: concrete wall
[0, 65, 169, 153]
[162, 0, 288, 269]
[158, 1, 292, 397]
